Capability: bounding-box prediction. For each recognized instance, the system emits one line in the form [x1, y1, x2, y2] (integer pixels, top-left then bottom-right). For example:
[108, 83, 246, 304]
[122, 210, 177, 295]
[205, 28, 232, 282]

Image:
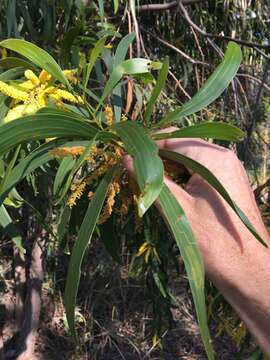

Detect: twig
[178, 1, 270, 50]
[137, 0, 205, 11]
[168, 70, 191, 99]
[254, 179, 270, 199]
[130, 0, 141, 57]
[141, 28, 209, 66]
[237, 74, 270, 93]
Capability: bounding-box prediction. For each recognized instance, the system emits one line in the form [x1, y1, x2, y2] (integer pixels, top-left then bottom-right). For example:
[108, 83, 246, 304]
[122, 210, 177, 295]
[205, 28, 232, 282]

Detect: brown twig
[137, 0, 205, 11]
[178, 1, 270, 50]
[141, 28, 209, 66]
[168, 70, 191, 99]
[237, 73, 270, 93]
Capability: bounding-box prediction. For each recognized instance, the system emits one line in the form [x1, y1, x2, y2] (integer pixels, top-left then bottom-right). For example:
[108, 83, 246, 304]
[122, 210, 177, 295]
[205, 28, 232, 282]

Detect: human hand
[156, 128, 270, 355]
[124, 127, 270, 355]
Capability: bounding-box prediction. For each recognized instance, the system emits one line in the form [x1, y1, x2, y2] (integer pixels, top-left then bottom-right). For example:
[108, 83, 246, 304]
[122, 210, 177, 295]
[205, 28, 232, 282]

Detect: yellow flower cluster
[0, 68, 82, 123]
[98, 181, 120, 224]
[66, 145, 122, 209]
[49, 146, 86, 158]
[67, 181, 87, 208]
[0, 81, 29, 102]
[136, 241, 161, 264]
[104, 105, 113, 125]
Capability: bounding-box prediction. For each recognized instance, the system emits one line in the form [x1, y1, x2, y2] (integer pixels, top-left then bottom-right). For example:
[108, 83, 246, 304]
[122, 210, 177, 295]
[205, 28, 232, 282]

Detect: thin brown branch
[141, 28, 209, 66]
[178, 1, 270, 49]
[254, 179, 270, 199]
[137, 0, 205, 11]
[237, 73, 270, 93]
[168, 70, 191, 99]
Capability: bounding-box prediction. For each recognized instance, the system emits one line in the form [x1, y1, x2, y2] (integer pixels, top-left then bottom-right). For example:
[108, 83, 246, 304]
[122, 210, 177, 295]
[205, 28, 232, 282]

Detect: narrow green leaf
[114, 33, 135, 66]
[0, 140, 90, 205]
[160, 149, 267, 247]
[114, 121, 164, 216]
[153, 122, 245, 142]
[83, 36, 108, 90]
[159, 184, 214, 359]
[0, 57, 36, 71]
[0, 38, 69, 87]
[0, 145, 21, 195]
[113, 33, 136, 122]
[53, 157, 76, 197]
[56, 138, 96, 204]
[0, 204, 24, 253]
[113, 0, 119, 13]
[58, 205, 72, 254]
[101, 58, 159, 104]
[145, 57, 169, 125]
[158, 42, 242, 126]
[0, 108, 98, 157]
[64, 166, 119, 338]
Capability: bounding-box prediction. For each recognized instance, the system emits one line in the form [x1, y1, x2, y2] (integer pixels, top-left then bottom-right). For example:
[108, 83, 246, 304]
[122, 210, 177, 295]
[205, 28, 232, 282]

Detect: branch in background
[254, 178, 270, 199]
[137, 0, 205, 11]
[141, 28, 209, 66]
[178, 1, 270, 49]
[237, 74, 270, 94]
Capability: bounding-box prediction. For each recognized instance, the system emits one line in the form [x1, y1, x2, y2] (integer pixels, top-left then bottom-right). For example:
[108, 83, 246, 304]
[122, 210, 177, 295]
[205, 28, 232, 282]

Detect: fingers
[123, 154, 194, 214]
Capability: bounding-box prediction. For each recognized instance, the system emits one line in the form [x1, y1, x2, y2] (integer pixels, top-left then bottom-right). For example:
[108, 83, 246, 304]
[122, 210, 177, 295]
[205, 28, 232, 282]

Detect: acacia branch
[137, 0, 205, 11]
[178, 1, 270, 50]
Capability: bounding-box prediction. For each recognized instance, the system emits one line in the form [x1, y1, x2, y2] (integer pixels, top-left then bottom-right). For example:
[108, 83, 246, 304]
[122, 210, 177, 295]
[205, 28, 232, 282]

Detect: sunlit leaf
[153, 122, 245, 141]
[114, 121, 164, 216]
[145, 57, 169, 125]
[0, 38, 69, 87]
[159, 184, 214, 359]
[158, 42, 242, 126]
[64, 166, 119, 338]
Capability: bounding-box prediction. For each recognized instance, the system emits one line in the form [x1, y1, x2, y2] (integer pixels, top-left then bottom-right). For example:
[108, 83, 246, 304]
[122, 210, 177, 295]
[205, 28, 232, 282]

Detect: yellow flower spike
[63, 69, 78, 83]
[24, 69, 40, 86]
[104, 105, 113, 125]
[3, 103, 39, 123]
[98, 181, 120, 224]
[0, 81, 29, 102]
[137, 242, 148, 257]
[53, 89, 83, 104]
[39, 70, 52, 84]
[49, 146, 86, 158]
[18, 80, 36, 91]
[67, 181, 87, 208]
[36, 92, 47, 107]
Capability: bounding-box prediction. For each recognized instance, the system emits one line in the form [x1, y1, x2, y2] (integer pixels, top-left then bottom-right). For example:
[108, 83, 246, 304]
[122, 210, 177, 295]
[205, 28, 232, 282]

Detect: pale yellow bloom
[39, 70, 52, 84]
[104, 105, 113, 125]
[3, 103, 39, 123]
[98, 181, 120, 224]
[49, 146, 86, 158]
[24, 69, 40, 86]
[67, 181, 87, 208]
[0, 81, 29, 101]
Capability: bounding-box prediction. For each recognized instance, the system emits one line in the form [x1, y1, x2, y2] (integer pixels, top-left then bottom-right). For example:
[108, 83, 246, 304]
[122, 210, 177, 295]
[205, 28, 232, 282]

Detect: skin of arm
[124, 130, 270, 355]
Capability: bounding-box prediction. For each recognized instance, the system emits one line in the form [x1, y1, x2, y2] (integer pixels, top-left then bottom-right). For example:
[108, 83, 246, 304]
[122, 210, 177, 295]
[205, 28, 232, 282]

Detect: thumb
[123, 154, 194, 217]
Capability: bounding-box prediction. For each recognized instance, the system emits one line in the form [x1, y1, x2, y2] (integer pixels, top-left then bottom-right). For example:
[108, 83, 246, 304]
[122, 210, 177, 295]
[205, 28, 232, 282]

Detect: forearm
[210, 227, 270, 356]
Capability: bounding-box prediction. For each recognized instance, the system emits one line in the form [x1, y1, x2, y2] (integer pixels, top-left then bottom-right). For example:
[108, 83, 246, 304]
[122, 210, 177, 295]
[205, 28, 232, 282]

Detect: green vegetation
[0, 1, 268, 359]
